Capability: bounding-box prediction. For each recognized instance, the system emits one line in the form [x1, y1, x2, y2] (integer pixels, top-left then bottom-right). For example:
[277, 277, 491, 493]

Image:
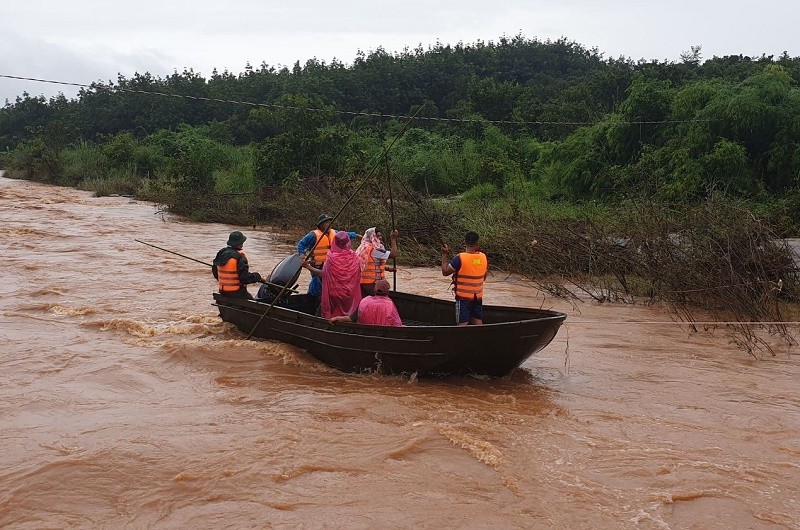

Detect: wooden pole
[135, 239, 297, 293]
[384, 149, 397, 291]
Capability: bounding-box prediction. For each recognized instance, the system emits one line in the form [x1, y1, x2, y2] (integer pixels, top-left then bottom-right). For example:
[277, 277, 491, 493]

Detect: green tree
[147, 125, 229, 189]
[251, 94, 345, 184]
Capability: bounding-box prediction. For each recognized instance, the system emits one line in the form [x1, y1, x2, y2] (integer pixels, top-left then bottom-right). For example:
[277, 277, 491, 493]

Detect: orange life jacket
[310, 229, 336, 267]
[454, 251, 487, 299]
[360, 252, 386, 285]
[217, 250, 247, 293]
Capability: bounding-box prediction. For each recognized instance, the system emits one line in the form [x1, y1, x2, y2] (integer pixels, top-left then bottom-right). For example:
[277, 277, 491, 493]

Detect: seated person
[329, 280, 402, 327]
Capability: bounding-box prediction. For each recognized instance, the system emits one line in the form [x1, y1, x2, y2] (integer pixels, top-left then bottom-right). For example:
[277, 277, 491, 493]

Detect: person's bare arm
[441, 244, 455, 276]
[302, 261, 323, 277]
[330, 311, 357, 325]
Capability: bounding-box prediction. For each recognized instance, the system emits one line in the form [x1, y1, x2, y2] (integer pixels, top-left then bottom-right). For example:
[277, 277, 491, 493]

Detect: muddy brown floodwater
[1, 175, 798, 529]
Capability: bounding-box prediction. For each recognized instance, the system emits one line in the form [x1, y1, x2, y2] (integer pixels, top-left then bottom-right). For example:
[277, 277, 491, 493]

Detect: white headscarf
[355, 227, 385, 272]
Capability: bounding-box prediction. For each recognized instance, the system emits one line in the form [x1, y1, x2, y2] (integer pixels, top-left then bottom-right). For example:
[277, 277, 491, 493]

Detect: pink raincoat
[356, 280, 402, 326]
[357, 296, 403, 326]
[321, 232, 362, 319]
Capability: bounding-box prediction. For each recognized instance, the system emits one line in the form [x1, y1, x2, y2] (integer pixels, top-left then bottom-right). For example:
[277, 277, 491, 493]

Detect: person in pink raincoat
[329, 279, 403, 327]
[303, 231, 362, 318]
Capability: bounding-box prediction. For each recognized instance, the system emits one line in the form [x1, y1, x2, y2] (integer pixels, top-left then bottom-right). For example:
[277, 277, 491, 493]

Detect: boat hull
[213, 291, 566, 377]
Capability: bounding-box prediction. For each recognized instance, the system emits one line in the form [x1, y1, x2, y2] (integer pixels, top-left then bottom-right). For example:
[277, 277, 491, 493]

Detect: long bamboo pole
[383, 148, 397, 291]
[135, 239, 298, 293]
[135, 239, 212, 267]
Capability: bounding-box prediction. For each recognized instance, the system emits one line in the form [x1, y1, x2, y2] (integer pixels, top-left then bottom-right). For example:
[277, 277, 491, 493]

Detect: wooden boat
[212, 290, 566, 377]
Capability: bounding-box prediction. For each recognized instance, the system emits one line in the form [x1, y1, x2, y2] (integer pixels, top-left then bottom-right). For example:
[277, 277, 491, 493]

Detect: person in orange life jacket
[329, 279, 403, 327]
[212, 231, 263, 299]
[356, 227, 398, 297]
[441, 231, 488, 326]
[296, 214, 361, 310]
[301, 231, 362, 319]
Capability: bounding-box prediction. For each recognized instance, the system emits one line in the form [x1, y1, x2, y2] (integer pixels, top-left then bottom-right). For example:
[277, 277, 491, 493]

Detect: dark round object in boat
[267, 253, 303, 294]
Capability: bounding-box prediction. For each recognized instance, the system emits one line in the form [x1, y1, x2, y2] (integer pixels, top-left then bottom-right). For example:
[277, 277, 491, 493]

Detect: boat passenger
[297, 214, 360, 313]
[212, 231, 263, 299]
[303, 231, 362, 318]
[441, 231, 488, 326]
[329, 280, 403, 327]
[356, 227, 398, 297]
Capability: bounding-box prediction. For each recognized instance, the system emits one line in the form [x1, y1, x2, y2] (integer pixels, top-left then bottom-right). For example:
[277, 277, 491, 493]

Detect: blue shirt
[296, 229, 358, 296]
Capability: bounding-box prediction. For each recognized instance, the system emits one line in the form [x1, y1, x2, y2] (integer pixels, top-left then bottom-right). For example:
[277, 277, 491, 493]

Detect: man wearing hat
[212, 231, 263, 299]
[296, 214, 361, 312]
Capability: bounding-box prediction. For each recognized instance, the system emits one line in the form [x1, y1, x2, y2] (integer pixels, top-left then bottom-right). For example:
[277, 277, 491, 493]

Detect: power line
[0, 73, 713, 128]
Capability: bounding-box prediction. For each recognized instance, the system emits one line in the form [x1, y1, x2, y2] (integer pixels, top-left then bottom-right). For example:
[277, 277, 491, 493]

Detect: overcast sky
[1, 0, 797, 105]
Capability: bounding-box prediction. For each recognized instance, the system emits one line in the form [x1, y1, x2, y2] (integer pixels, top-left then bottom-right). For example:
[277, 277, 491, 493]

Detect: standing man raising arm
[441, 231, 488, 326]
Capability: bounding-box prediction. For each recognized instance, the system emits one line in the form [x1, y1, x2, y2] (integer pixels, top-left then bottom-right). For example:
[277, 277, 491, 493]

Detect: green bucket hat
[227, 231, 247, 248]
[316, 214, 334, 227]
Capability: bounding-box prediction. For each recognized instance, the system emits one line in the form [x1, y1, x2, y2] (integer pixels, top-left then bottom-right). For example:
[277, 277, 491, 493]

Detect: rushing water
[1, 175, 798, 529]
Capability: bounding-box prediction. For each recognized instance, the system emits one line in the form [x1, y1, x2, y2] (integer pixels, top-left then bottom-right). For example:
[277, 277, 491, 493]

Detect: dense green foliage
[2, 37, 798, 213]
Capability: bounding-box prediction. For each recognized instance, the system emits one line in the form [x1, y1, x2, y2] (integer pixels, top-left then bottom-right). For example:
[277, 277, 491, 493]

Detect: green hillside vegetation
[2, 35, 799, 347]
